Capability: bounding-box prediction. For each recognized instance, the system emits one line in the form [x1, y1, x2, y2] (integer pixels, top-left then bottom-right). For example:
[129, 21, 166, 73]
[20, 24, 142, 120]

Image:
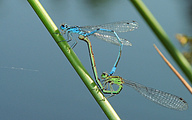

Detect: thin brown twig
[153, 44, 192, 94]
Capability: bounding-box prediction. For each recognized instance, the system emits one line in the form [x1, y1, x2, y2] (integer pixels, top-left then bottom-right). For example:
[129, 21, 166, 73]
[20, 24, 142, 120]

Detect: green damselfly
[78, 35, 188, 111]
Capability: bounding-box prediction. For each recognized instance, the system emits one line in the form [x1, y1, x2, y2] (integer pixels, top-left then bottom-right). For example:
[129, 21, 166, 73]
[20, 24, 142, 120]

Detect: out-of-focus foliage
[176, 33, 192, 64]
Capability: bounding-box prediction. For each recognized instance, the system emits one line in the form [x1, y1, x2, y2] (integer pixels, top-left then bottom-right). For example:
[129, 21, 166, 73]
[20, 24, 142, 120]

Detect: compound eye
[101, 72, 108, 79]
[60, 24, 65, 29]
[102, 72, 106, 76]
[60, 24, 67, 30]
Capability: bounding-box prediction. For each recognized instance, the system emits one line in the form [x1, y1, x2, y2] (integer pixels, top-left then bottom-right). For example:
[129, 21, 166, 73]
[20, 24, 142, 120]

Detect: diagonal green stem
[27, 0, 120, 119]
[130, 0, 192, 83]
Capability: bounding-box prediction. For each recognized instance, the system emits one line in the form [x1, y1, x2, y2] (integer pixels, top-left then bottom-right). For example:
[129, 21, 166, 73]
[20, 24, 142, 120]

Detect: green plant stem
[27, 0, 120, 119]
[130, 0, 192, 83]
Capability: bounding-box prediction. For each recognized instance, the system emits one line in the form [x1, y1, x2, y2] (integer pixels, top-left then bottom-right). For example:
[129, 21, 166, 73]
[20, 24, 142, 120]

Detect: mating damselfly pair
[59, 21, 188, 111]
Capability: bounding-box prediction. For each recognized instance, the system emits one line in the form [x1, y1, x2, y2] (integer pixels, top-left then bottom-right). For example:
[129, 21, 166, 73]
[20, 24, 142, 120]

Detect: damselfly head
[60, 24, 68, 31]
[101, 72, 109, 79]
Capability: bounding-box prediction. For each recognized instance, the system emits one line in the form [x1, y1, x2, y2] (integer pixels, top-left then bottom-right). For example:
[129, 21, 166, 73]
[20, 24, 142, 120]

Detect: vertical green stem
[27, 0, 120, 119]
[130, 0, 192, 83]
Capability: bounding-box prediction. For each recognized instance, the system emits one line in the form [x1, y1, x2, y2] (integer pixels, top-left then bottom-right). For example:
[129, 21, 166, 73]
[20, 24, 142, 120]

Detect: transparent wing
[123, 79, 188, 111]
[93, 32, 132, 46]
[80, 20, 139, 32]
